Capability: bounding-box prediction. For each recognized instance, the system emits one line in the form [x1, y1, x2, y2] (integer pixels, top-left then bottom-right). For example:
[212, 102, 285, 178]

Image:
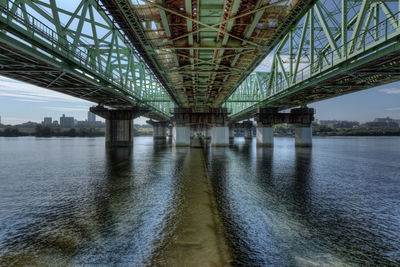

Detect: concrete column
[173, 126, 191, 146]
[153, 125, 166, 139]
[291, 107, 314, 147]
[295, 127, 312, 146]
[147, 120, 168, 139]
[256, 126, 274, 146]
[205, 127, 212, 140]
[91, 106, 143, 146]
[242, 121, 254, 140]
[211, 126, 229, 146]
[244, 128, 253, 139]
[105, 119, 133, 146]
[229, 127, 234, 140]
[168, 126, 173, 137]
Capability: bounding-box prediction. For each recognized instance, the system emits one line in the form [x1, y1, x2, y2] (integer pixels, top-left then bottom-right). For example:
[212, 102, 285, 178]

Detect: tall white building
[88, 111, 96, 123]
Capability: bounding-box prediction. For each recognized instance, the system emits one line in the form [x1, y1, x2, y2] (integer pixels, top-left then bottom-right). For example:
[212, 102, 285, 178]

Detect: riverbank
[0, 127, 153, 137]
[274, 124, 400, 137]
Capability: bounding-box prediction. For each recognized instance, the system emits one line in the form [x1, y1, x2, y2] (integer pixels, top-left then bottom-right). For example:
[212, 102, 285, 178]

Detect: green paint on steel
[0, 0, 173, 119]
[226, 0, 400, 120]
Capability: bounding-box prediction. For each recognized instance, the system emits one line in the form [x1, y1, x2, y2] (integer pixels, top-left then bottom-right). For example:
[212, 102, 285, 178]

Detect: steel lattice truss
[226, 0, 400, 120]
[98, 0, 317, 111]
[0, 0, 174, 120]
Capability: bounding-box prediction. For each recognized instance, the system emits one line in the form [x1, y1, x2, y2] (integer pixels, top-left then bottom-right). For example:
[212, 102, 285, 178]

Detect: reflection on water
[0, 137, 180, 265]
[1, 136, 400, 266]
[206, 137, 400, 266]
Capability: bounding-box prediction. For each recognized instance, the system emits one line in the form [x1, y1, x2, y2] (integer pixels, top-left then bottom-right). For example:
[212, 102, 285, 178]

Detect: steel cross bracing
[226, 0, 400, 120]
[98, 0, 317, 111]
[0, 0, 174, 120]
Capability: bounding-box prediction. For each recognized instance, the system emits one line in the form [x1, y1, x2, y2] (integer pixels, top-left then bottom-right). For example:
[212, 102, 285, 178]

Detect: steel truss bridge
[1, 0, 400, 121]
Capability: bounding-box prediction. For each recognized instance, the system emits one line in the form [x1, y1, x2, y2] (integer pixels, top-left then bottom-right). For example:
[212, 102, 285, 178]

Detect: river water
[0, 136, 399, 266]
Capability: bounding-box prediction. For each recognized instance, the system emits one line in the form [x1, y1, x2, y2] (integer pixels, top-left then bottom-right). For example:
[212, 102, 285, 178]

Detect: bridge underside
[232, 50, 400, 121]
[98, 0, 316, 109]
[0, 40, 129, 107]
[227, 0, 400, 120]
[0, 40, 168, 121]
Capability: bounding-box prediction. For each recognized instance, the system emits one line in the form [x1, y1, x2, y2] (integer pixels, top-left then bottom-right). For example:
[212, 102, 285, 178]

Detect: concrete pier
[211, 126, 229, 146]
[255, 108, 276, 146]
[171, 107, 229, 147]
[229, 127, 234, 140]
[291, 108, 314, 147]
[295, 127, 312, 146]
[243, 121, 254, 140]
[256, 127, 274, 146]
[255, 107, 315, 147]
[168, 126, 173, 138]
[90, 106, 145, 146]
[244, 128, 253, 140]
[173, 126, 191, 146]
[147, 120, 169, 139]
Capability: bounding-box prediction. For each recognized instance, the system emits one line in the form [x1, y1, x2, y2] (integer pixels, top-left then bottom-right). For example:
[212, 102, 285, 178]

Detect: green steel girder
[96, 0, 318, 110]
[0, 0, 174, 119]
[226, 0, 400, 120]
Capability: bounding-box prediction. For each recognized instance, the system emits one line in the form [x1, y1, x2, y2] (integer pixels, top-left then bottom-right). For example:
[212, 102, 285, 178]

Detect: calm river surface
[0, 136, 399, 266]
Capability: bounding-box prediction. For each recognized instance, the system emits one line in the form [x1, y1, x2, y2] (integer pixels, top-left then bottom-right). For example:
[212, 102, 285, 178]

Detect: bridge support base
[147, 120, 168, 139]
[243, 121, 254, 140]
[168, 126, 173, 138]
[256, 127, 274, 146]
[291, 108, 314, 147]
[90, 106, 144, 146]
[229, 127, 234, 140]
[211, 126, 229, 146]
[295, 127, 312, 147]
[173, 126, 191, 146]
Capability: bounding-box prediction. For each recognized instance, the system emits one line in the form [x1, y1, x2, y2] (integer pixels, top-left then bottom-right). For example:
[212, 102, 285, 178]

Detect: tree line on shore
[0, 125, 105, 137]
[1, 124, 400, 137]
[274, 124, 400, 137]
[0, 125, 153, 137]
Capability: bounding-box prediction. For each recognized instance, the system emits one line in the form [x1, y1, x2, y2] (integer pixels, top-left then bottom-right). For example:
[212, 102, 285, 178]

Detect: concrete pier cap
[90, 105, 147, 146]
[146, 120, 170, 139]
[170, 107, 230, 146]
[290, 107, 315, 147]
[255, 107, 315, 147]
[255, 108, 278, 146]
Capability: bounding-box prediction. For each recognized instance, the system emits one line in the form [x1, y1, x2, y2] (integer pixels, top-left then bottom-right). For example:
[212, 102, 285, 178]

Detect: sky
[1, 0, 398, 125]
[0, 75, 399, 125]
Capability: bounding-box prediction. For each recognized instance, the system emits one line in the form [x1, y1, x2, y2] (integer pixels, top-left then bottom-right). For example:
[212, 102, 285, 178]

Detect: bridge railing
[0, 0, 173, 117]
[226, 0, 400, 118]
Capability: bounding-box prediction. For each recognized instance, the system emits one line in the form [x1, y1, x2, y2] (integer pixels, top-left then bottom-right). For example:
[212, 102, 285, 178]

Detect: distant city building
[43, 117, 52, 125]
[319, 120, 359, 128]
[76, 120, 105, 128]
[60, 114, 74, 128]
[362, 117, 399, 128]
[0, 115, 1, 125]
[52, 120, 59, 126]
[88, 111, 96, 123]
[374, 117, 395, 123]
[372, 117, 400, 126]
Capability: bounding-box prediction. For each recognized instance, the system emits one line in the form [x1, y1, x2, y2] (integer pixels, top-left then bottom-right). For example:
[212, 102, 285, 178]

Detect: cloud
[385, 107, 400, 111]
[45, 106, 89, 112]
[379, 88, 400, 94]
[0, 76, 93, 103]
[14, 99, 47, 103]
[1, 117, 38, 124]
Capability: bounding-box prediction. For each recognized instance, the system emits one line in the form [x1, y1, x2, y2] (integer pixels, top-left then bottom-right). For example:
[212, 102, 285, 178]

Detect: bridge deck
[98, 0, 317, 109]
